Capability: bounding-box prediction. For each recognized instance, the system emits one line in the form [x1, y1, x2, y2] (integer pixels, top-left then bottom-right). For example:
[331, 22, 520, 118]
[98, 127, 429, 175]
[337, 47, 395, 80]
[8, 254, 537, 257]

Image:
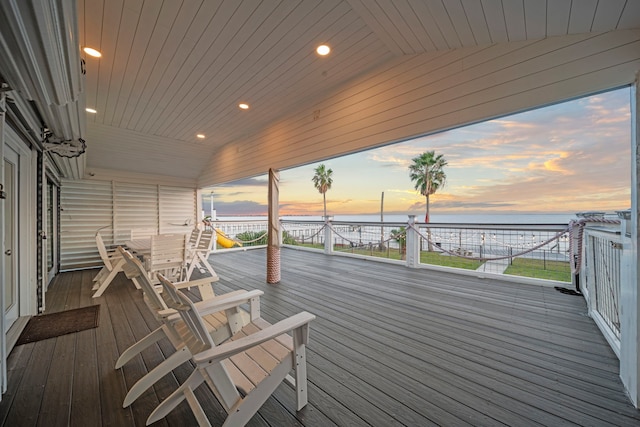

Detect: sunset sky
[205, 86, 632, 217]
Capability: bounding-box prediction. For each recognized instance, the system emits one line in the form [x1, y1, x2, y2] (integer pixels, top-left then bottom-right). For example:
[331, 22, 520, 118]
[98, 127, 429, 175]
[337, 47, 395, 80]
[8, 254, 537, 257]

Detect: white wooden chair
[92, 231, 133, 298]
[131, 227, 158, 239]
[185, 229, 217, 281]
[187, 227, 201, 249]
[147, 233, 188, 283]
[116, 247, 262, 407]
[147, 274, 315, 427]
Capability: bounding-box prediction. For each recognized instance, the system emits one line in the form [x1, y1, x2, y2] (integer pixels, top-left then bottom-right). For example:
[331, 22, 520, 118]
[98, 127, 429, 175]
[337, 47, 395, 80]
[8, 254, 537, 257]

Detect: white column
[406, 215, 419, 268]
[619, 72, 640, 408]
[324, 216, 333, 255]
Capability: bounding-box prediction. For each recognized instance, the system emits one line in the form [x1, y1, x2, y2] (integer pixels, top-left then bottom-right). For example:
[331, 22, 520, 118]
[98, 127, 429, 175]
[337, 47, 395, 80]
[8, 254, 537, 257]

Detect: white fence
[280, 217, 572, 283]
[581, 223, 624, 357]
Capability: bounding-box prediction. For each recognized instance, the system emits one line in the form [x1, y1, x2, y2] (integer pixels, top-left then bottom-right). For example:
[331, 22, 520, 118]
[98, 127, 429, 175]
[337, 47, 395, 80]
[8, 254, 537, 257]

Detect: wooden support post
[267, 169, 280, 284]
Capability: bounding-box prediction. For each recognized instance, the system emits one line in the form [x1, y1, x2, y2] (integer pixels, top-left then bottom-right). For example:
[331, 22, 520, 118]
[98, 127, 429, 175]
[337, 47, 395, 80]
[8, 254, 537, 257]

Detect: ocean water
[216, 213, 580, 225]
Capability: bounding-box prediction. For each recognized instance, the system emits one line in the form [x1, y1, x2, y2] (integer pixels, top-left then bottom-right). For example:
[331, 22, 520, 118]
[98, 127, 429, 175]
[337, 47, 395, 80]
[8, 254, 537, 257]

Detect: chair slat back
[188, 228, 201, 248]
[149, 234, 186, 275]
[95, 232, 113, 270]
[195, 230, 215, 252]
[131, 228, 158, 239]
[158, 274, 214, 355]
[118, 247, 168, 313]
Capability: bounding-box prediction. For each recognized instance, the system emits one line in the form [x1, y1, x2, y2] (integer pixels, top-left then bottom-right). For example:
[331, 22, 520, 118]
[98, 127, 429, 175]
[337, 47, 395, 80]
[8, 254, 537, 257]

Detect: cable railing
[581, 221, 624, 356]
[589, 232, 621, 337]
[205, 217, 625, 291]
[204, 219, 268, 249]
[281, 218, 572, 282]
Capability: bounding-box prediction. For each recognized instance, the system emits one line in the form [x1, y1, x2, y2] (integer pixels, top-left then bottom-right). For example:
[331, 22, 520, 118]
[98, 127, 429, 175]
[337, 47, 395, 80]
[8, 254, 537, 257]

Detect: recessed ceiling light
[83, 47, 102, 57]
[316, 44, 330, 56]
[196, 134, 205, 139]
[238, 103, 250, 110]
[86, 108, 97, 113]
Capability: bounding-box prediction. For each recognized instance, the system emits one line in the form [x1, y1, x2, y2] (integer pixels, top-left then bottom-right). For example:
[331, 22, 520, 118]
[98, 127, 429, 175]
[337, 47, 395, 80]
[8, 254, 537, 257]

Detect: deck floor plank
[36, 333, 76, 427]
[70, 327, 101, 427]
[251, 275, 566, 426]
[0, 344, 33, 426]
[95, 285, 134, 426]
[4, 339, 56, 427]
[2, 248, 639, 426]
[255, 265, 630, 413]
[104, 278, 169, 427]
[209, 248, 640, 426]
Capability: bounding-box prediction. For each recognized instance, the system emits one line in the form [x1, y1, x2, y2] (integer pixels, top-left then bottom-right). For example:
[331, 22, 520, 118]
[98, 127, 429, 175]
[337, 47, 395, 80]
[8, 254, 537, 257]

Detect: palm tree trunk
[425, 195, 430, 223]
[426, 194, 433, 251]
[323, 192, 327, 218]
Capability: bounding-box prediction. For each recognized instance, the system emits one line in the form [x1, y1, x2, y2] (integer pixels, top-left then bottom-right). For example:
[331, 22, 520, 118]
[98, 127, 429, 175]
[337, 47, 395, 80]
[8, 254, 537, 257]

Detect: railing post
[618, 208, 639, 407]
[212, 222, 218, 252]
[406, 215, 419, 268]
[324, 216, 333, 255]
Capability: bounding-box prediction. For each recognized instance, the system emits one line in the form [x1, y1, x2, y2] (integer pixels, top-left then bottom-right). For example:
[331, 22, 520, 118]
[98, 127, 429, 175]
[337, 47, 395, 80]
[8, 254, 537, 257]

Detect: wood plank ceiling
[78, 0, 640, 181]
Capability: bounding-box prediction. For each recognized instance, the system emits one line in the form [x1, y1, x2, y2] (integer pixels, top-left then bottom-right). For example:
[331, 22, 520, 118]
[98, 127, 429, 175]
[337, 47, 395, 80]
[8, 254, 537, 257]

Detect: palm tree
[409, 151, 447, 223]
[312, 164, 333, 218]
[409, 151, 447, 252]
[391, 226, 407, 260]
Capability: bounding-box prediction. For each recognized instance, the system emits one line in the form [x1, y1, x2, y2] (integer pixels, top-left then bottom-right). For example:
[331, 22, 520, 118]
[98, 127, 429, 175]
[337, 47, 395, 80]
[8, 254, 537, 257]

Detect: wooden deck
[2, 247, 639, 426]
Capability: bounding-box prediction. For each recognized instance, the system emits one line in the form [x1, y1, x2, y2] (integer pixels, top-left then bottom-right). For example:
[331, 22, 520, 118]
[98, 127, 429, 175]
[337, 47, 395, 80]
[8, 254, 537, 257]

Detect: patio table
[124, 238, 151, 255]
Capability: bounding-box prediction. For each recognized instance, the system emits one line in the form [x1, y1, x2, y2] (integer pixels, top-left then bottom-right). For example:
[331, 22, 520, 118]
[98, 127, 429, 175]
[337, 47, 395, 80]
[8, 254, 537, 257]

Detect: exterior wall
[620, 74, 640, 408]
[1, 123, 39, 395]
[200, 29, 640, 186]
[60, 178, 197, 270]
[0, 90, 6, 396]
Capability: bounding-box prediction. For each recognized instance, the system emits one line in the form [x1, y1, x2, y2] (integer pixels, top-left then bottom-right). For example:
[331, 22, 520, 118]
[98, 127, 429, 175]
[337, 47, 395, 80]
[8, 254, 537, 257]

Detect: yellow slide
[215, 229, 241, 248]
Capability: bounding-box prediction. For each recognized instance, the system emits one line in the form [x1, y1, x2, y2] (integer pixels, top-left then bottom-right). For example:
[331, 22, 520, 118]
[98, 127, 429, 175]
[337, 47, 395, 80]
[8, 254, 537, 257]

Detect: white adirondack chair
[187, 227, 201, 249]
[185, 229, 217, 281]
[147, 233, 188, 283]
[147, 274, 315, 427]
[92, 231, 134, 298]
[131, 227, 158, 239]
[116, 247, 263, 407]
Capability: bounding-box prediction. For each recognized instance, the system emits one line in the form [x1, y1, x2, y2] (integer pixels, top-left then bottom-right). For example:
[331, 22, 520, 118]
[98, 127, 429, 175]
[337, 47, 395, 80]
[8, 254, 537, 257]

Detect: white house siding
[60, 179, 196, 270]
[60, 179, 113, 270]
[199, 29, 640, 187]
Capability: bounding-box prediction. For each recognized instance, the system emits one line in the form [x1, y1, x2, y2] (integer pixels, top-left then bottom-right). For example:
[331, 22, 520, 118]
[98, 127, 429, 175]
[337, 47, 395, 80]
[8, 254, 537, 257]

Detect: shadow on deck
[1, 247, 638, 426]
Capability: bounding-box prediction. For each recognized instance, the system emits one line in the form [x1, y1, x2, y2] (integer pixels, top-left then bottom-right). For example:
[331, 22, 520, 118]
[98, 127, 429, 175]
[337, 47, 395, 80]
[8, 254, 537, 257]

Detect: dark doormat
[16, 305, 100, 346]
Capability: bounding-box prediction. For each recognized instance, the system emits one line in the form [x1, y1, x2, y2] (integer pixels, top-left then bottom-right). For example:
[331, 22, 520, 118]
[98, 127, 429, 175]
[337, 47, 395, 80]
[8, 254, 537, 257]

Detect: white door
[3, 147, 19, 331]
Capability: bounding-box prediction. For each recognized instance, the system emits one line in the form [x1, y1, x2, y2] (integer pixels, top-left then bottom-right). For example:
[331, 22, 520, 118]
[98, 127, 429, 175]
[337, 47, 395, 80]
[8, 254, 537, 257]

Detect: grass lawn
[297, 243, 325, 250]
[334, 246, 404, 260]
[336, 247, 483, 270]
[420, 251, 482, 270]
[504, 257, 571, 282]
[289, 244, 570, 282]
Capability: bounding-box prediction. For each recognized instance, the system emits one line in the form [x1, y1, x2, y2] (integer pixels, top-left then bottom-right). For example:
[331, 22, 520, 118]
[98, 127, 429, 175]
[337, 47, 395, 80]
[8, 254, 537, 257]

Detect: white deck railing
[280, 217, 571, 283]
[581, 223, 624, 357]
[207, 219, 629, 310]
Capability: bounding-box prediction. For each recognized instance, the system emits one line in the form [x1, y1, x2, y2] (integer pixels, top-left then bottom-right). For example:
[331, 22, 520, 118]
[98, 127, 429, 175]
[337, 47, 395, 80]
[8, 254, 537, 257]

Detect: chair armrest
[193, 290, 263, 316]
[163, 290, 249, 323]
[158, 308, 178, 318]
[192, 311, 315, 364]
[193, 289, 247, 312]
